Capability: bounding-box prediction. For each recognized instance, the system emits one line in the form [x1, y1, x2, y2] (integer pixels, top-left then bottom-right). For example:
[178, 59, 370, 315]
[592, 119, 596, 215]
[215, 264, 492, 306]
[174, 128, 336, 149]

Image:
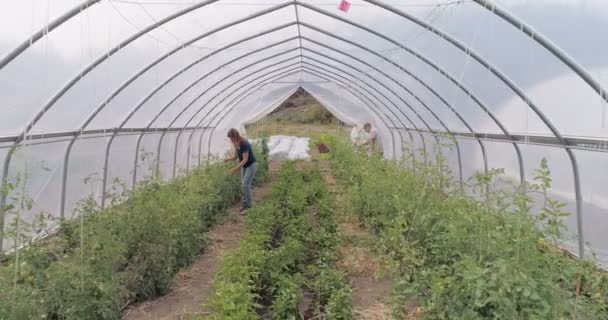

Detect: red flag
[338, 0, 351, 13]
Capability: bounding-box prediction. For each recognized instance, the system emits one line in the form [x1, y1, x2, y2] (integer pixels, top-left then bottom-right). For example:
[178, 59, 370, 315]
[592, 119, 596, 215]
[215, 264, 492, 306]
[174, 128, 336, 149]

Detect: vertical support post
[156, 132, 165, 179]
[172, 131, 183, 179]
[207, 129, 215, 163]
[59, 140, 76, 220]
[100, 133, 116, 210]
[132, 132, 145, 188]
[198, 127, 208, 166]
[0, 149, 13, 251]
[452, 136, 465, 193]
[566, 149, 585, 258]
[186, 130, 194, 174]
[390, 129, 397, 161]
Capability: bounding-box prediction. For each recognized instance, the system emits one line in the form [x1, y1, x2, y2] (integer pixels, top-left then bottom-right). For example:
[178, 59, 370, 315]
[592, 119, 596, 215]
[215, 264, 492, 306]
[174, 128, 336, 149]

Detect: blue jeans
[241, 162, 257, 208]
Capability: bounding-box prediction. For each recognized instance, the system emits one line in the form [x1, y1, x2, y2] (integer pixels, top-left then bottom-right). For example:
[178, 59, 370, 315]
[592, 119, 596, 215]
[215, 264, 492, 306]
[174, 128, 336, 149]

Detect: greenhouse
[0, 0, 607, 319]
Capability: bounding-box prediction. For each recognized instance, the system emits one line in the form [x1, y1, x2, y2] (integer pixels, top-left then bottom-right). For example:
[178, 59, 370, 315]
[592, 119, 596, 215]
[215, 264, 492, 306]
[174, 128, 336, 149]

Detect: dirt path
[311, 158, 419, 320]
[318, 159, 417, 320]
[335, 196, 394, 320]
[122, 163, 278, 320]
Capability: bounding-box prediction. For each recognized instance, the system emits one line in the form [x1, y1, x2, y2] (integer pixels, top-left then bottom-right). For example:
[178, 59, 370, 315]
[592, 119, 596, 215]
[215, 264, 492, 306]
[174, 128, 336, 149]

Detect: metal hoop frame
[1, 0, 604, 256]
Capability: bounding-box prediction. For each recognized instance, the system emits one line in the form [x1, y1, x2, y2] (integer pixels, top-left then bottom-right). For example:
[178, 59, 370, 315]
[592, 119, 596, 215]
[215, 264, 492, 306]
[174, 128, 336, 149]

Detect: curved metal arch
[319, 0, 583, 257]
[128, 43, 302, 186]
[302, 78, 407, 163]
[138, 59, 297, 198]
[126, 29, 489, 184]
[0, 1, 591, 255]
[298, 59, 427, 163]
[153, 51, 299, 173]
[298, 26, 496, 186]
[74, 25, 299, 144]
[111, 59, 302, 208]
[11, 0, 233, 145]
[298, 6, 529, 184]
[184, 85, 300, 173]
[474, 0, 608, 106]
[0, 1, 296, 241]
[297, 85, 407, 164]
[0, 0, 101, 70]
[61, 44, 301, 215]
[300, 47, 464, 189]
[203, 66, 407, 165]
[304, 51, 437, 142]
[121, 34, 298, 135]
[162, 57, 302, 179]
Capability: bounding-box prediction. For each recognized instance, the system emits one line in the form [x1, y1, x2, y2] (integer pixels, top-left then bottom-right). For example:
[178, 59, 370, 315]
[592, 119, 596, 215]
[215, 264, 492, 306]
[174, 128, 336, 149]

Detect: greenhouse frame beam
[299, 58, 427, 163]
[299, 24, 496, 186]
[472, 0, 608, 105]
[298, 61, 417, 160]
[302, 57, 429, 159]
[70, 27, 298, 152]
[0, 1, 590, 256]
[423, 130, 608, 153]
[135, 72, 300, 186]
[0, 0, 101, 70]
[71, 52, 299, 211]
[117, 34, 452, 181]
[294, 2, 304, 68]
[0, 127, 201, 144]
[161, 57, 301, 180]
[299, 5, 527, 188]
[0, 0, 295, 248]
[301, 47, 464, 190]
[184, 86, 299, 173]
[181, 83, 299, 175]
[301, 35, 468, 174]
[186, 66, 402, 166]
[134, 60, 300, 208]
[299, 2, 584, 257]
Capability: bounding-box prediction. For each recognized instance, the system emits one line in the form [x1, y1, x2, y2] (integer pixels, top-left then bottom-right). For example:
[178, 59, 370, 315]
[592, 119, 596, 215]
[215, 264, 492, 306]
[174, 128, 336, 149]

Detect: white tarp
[255, 135, 311, 161]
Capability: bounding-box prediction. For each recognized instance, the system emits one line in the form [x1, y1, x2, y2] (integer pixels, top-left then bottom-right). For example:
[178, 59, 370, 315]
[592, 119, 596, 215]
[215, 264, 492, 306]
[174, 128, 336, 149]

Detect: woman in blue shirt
[224, 128, 257, 212]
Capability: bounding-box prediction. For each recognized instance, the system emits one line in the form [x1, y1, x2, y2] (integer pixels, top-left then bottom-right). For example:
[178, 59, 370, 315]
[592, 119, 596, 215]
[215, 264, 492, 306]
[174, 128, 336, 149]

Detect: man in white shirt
[350, 122, 382, 156]
[362, 123, 379, 154]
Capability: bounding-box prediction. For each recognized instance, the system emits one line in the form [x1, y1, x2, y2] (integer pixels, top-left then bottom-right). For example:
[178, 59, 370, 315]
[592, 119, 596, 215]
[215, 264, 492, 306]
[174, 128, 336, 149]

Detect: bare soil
[327, 161, 420, 320]
[338, 218, 394, 320]
[122, 163, 278, 320]
[311, 160, 392, 320]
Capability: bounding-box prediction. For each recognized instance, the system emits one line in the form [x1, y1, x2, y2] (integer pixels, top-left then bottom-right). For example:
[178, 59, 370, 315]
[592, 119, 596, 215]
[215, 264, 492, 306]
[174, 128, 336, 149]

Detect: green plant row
[205, 162, 313, 319]
[0, 142, 269, 320]
[324, 136, 607, 320]
[205, 162, 353, 320]
[304, 167, 353, 319]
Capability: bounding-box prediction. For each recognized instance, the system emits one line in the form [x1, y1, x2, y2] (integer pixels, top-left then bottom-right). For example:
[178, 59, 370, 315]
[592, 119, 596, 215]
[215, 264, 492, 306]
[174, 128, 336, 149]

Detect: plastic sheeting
[254, 135, 312, 161]
[0, 0, 607, 263]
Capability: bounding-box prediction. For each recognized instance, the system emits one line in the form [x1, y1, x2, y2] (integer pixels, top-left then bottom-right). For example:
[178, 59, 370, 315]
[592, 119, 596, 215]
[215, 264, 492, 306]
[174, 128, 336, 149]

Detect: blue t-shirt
[237, 140, 257, 168]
